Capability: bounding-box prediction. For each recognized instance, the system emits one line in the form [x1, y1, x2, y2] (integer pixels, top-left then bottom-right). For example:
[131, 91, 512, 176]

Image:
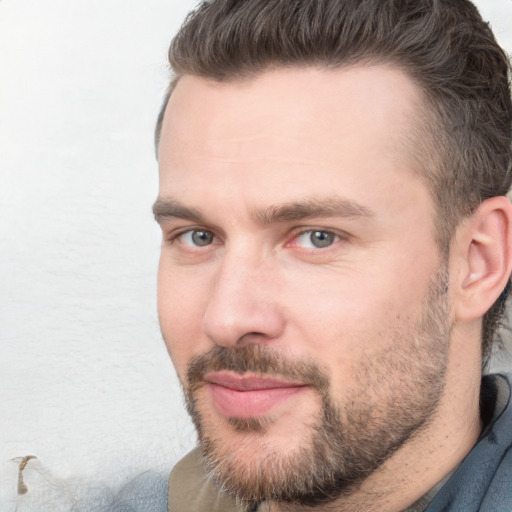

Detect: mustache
[185, 344, 330, 393]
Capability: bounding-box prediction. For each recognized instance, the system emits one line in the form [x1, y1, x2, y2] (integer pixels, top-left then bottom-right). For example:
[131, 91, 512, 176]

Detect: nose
[202, 253, 285, 347]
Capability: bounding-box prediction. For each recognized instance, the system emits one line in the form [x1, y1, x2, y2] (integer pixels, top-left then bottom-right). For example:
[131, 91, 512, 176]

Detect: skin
[156, 66, 487, 511]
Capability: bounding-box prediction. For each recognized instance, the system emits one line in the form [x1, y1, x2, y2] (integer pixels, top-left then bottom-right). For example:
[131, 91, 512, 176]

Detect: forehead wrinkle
[253, 197, 375, 225]
[191, 154, 341, 166]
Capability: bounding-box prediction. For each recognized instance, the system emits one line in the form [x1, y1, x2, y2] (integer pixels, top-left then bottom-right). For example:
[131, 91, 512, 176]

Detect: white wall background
[0, 1, 511, 510]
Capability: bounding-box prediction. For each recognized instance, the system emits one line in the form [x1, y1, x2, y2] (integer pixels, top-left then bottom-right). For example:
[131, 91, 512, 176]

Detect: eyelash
[167, 227, 346, 251]
[290, 230, 342, 249]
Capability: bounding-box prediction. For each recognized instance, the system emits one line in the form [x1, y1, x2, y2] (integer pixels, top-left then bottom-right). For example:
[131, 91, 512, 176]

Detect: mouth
[204, 371, 308, 419]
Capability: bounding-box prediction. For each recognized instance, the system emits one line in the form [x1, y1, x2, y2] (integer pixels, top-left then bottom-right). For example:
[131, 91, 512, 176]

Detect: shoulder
[477, 373, 512, 510]
[168, 448, 250, 512]
[426, 373, 512, 511]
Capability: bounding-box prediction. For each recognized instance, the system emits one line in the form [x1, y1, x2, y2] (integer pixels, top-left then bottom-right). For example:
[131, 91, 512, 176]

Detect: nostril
[236, 331, 274, 345]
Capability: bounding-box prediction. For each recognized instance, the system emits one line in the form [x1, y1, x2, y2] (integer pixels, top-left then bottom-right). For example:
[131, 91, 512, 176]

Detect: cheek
[283, 264, 429, 367]
[157, 264, 210, 373]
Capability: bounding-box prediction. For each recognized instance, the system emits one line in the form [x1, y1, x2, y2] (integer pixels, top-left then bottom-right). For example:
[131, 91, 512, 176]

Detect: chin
[201, 423, 314, 503]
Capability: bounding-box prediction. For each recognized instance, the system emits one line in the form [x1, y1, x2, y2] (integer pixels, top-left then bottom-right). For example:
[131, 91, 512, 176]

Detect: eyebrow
[153, 196, 374, 225]
[254, 197, 374, 224]
[153, 199, 204, 224]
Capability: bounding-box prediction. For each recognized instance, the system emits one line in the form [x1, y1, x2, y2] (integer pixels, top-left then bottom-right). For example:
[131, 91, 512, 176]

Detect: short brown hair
[157, 0, 512, 362]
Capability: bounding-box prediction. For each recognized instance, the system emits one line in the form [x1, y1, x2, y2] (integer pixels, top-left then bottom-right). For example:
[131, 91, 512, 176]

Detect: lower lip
[207, 383, 306, 418]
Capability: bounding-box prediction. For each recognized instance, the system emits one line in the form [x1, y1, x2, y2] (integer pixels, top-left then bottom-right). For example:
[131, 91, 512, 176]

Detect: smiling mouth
[204, 371, 308, 418]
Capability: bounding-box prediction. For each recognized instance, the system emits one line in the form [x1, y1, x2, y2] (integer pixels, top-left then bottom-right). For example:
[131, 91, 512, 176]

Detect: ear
[453, 196, 512, 322]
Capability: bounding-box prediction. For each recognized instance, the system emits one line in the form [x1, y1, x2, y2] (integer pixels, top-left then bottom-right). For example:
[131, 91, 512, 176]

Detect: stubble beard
[181, 267, 452, 508]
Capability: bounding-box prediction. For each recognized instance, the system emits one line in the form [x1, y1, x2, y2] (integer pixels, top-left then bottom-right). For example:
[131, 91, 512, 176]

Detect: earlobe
[455, 196, 512, 322]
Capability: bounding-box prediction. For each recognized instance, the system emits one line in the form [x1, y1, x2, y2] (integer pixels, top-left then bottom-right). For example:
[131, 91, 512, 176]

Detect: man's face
[156, 66, 452, 504]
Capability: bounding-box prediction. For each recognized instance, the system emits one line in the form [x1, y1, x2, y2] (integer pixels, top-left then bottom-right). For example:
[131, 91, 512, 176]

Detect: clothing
[423, 373, 512, 512]
[167, 373, 512, 512]
[168, 449, 247, 512]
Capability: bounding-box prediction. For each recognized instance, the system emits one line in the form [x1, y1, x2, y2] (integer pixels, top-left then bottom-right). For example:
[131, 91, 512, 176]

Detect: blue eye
[181, 230, 215, 247]
[296, 230, 338, 249]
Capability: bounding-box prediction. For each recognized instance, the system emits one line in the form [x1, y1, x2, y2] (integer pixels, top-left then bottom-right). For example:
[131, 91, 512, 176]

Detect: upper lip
[205, 371, 306, 391]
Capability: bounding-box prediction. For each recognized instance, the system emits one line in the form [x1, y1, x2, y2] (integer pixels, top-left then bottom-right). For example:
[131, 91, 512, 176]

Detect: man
[154, 1, 512, 510]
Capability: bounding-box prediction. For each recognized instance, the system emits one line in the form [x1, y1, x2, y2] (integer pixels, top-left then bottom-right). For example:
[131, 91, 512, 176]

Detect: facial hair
[182, 267, 451, 507]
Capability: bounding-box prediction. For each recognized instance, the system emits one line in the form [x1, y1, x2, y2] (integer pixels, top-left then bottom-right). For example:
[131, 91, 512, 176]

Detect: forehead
[158, 65, 429, 211]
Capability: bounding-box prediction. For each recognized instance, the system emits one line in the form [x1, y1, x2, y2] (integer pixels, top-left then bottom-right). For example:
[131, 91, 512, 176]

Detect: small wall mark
[16, 455, 37, 495]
